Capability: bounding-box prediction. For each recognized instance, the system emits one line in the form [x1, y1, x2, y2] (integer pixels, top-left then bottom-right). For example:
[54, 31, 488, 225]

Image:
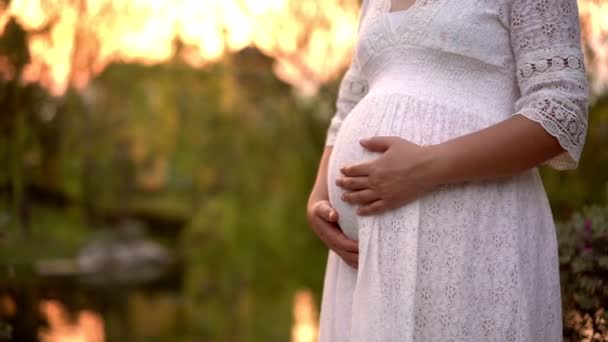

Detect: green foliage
[557, 204, 608, 339]
[1, 14, 608, 341]
[541, 95, 608, 220]
[1, 35, 338, 338]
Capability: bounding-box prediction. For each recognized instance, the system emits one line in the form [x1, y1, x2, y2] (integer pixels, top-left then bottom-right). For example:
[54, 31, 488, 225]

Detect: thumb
[317, 201, 339, 222]
[360, 136, 395, 152]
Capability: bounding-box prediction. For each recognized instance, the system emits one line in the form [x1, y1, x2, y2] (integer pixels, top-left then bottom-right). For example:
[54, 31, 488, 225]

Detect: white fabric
[318, 0, 589, 341]
[387, 10, 408, 28]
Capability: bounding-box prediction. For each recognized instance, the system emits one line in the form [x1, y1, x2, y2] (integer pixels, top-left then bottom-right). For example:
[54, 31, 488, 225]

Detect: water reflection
[291, 289, 318, 342]
[39, 300, 104, 342]
[77, 221, 173, 286]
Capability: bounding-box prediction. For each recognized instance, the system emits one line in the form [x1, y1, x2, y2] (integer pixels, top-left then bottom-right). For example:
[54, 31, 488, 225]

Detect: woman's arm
[308, 146, 333, 205]
[336, 0, 589, 215]
[336, 112, 576, 216]
[307, 146, 359, 269]
[428, 114, 565, 185]
[305, 0, 372, 267]
[431, 0, 590, 182]
[336, 119, 563, 215]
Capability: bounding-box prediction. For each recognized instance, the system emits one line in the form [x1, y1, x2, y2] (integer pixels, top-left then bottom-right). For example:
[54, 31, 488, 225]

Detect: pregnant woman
[306, 0, 589, 340]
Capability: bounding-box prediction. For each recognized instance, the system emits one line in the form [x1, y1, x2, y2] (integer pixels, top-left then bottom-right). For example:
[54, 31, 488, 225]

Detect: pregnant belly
[326, 93, 498, 240]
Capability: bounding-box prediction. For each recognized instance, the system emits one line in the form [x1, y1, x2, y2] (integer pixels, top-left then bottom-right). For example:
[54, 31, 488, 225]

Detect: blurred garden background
[0, 0, 607, 341]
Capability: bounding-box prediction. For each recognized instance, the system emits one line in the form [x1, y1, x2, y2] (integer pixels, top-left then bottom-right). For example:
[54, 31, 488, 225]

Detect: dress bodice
[355, 0, 517, 117]
[355, 0, 518, 115]
[318, 1, 590, 340]
[356, 0, 513, 70]
[326, 0, 589, 170]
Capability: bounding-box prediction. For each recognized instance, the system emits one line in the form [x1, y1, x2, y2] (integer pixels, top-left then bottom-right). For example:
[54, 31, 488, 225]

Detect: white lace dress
[318, 0, 589, 340]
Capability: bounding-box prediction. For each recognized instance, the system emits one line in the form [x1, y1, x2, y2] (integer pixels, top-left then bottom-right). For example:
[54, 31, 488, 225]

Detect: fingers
[356, 199, 388, 216]
[311, 213, 358, 253]
[340, 162, 373, 177]
[336, 177, 369, 190]
[335, 176, 369, 190]
[337, 250, 358, 269]
[319, 218, 358, 253]
[342, 189, 380, 205]
[308, 200, 359, 269]
[314, 200, 339, 222]
[359, 136, 396, 152]
[331, 228, 359, 252]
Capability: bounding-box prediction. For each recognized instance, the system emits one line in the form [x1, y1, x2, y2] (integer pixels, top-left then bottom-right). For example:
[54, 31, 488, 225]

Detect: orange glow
[578, 0, 608, 95]
[291, 289, 319, 342]
[0, 0, 360, 96]
[0, 2, 8, 36]
[0, 0, 605, 97]
[39, 300, 105, 342]
[0, 294, 16, 317]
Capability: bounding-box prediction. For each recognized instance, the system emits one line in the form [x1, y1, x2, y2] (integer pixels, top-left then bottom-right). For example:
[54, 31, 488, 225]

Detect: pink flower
[581, 245, 593, 255]
[583, 219, 592, 233]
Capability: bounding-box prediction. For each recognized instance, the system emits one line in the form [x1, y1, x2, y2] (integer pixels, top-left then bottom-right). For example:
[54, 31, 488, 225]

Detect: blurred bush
[0, 8, 607, 340]
[558, 205, 608, 341]
[541, 95, 608, 220]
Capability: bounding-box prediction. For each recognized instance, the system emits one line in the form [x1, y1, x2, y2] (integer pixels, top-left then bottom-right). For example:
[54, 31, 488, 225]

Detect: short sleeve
[509, 0, 590, 170]
[325, 0, 371, 146]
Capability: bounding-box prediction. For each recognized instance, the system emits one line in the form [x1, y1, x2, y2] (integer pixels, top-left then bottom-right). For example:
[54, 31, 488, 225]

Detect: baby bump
[327, 132, 377, 241]
[325, 92, 499, 240]
[326, 95, 421, 240]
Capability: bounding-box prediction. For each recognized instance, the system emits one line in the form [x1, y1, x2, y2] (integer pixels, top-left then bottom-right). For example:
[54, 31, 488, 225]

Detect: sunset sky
[0, 0, 606, 96]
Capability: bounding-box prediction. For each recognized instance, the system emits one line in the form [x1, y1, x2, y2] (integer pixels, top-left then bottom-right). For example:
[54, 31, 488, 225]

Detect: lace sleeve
[325, 0, 371, 146]
[509, 0, 589, 170]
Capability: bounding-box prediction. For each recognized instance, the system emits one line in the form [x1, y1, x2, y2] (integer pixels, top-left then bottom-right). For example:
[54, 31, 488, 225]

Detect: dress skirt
[319, 92, 563, 341]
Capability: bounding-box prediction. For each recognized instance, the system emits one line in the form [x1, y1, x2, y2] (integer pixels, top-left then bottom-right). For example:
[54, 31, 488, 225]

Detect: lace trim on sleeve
[510, 0, 589, 170]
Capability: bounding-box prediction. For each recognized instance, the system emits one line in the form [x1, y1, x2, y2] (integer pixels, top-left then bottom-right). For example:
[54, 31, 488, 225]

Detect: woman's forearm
[308, 146, 333, 205]
[428, 115, 566, 185]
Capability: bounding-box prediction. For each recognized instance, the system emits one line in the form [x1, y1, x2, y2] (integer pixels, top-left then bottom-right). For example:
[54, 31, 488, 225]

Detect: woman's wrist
[308, 146, 333, 208]
[308, 185, 329, 207]
[422, 143, 456, 187]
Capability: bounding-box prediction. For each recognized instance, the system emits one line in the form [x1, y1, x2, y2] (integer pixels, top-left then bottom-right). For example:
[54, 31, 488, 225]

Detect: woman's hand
[306, 199, 359, 269]
[336, 136, 442, 216]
